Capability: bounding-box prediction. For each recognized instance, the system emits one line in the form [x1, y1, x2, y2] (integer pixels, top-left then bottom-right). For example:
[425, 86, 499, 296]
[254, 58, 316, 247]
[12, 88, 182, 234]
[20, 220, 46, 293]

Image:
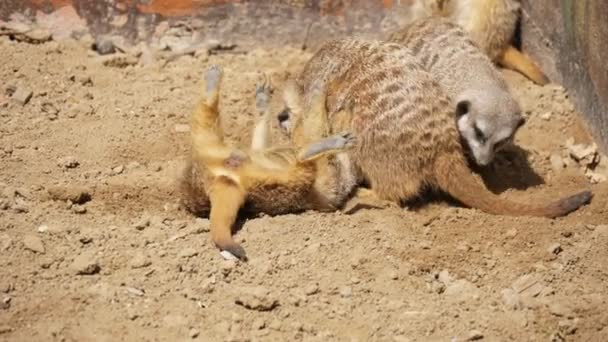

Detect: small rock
[234, 286, 278, 311]
[550, 154, 565, 172]
[133, 216, 150, 230]
[540, 112, 552, 121]
[37, 225, 49, 233]
[23, 234, 45, 253]
[112, 165, 124, 175]
[94, 35, 116, 55]
[501, 288, 522, 310]
[47, 185, 91, 204]
[58, 156, 79, 169]
[0, 234, 12, 251]
[548, 301, 573, 317]
[71, 204, 87, 214]
[1, 297, 10, 310]
[66, 103, 94, 118]
[130, 253, 152, 269]
[189, 328, 200, 338]
[443, 279, 480, 303]
[11, 85, 33, 105]
[547, 243, 562, 255]
[304, 283, 319, 296]
[179, 247, 198, 258]
[339, 286, 352, 298]
[466, 330, 484, 341]
[125, 286, 145, 297]
[71, 251, 100, 275]
[41, 102, 59, 118]
[558, 319, 578, 335]
[0, 283, 13, 293]
[220, 250, 239, 261]
[505, 228, 518, 238]
[174, 124, 190, 133]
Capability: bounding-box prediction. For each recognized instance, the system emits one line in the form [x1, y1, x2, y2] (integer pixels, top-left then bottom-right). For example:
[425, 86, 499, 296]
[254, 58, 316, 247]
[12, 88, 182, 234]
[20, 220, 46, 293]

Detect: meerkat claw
[255, 74, 272, 114]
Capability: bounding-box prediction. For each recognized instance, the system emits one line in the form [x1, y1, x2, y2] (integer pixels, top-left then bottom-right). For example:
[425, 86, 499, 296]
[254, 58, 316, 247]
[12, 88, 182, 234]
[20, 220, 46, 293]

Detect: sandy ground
[1, 33, 608, 342]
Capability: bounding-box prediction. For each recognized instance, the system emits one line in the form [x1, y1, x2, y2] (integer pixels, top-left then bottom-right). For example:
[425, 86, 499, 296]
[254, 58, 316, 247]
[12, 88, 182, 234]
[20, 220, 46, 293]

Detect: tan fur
[409, 0, 549, 85]
[180, 65, 356, 260]
[389, 17, 523, 166]
[283, 39, 591, 218]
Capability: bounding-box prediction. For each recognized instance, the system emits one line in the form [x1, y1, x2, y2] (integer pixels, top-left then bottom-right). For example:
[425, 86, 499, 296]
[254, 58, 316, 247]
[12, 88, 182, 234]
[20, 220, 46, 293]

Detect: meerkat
[389, 17, 524, 166]
[281, 38, 591, 217]
[180, 65, 357, 260]
[408, 0, 549, 85]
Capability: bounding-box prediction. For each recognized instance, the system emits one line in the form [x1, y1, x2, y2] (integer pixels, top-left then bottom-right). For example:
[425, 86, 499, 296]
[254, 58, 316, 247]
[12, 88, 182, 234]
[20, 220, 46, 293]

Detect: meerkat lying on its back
[409, 0, 549, 85]
[281, 38, 591, 218]
[389, 17, 524, 166]
[180, 65, 356, 260]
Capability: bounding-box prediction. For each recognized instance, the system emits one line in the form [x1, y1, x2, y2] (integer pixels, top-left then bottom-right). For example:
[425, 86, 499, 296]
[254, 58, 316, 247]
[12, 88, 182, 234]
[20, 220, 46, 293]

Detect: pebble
[130, 253, 152, 269]
[179, 247, 198, 258]
[94, 35, 116, 55]
[252, 318, 266, 330]
[548, 301, 573, 318]
[125, 286, 145, 297]
[47, 185, 92, 204]
[189, 328, 200, 338]
[70, 251, 100, 275]
[174, 124, 190, 133]
[501, 288, 522, 310]
[550, 154, 565, 172]
[23, 234, 45, 253]
[466, 330, 484, 341]
[234, 286, 278, 311]
[505, 228, 518, 238]
[71, 204, 87, 214]
[339, 286, 353, 298]
[66, 103, 94, 118]
[58, 156, 80, 169]
[37, 225, 49, 233]
[547, 243, 562, 255]
[133, 216, 150, 230]
[304, 283, 319, 296]
[443, 279, 480, 303]
[11, 85, 33, 105]
[220, 250, 239, 261]
[1, 297, 10, 310]
[112, 165, 124, 175]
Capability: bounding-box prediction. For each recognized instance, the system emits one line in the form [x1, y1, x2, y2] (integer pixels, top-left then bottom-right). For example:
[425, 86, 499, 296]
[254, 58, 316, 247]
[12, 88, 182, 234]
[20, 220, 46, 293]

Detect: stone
[547, 243, 563, 255]
[179, 247, 198, 258]
[23, 235, 45, 253]
[174, 124, 190, 133]
[58, 156, 79, 169]
[47, 185, 91, 204]
[550, 154, 565, 172]
[71, 251, 100, 275]
[339, 286, 353, 298]
[133, 216, 150, 230]
[466, 330, 484, 341]
[444, 279, 480, 303]
[189, 328, 200, 338]
[130, 253, 151, 269]
[94, 35, 116, 55]
[234, 286, 278, 311]
[11, 85, 33, 105]
[304, 283, 319, 296]
[501, 288, 522, 310]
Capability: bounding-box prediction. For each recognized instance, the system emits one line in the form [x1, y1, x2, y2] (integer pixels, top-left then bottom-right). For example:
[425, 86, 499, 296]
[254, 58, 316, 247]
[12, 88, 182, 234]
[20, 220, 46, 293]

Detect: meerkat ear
[455, 100, 471, 118]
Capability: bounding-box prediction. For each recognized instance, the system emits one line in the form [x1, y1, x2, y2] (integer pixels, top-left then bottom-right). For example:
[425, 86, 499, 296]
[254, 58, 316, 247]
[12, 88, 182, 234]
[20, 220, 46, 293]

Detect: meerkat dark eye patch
[473, 124, 486, 143]
[455, 100, 471, 118]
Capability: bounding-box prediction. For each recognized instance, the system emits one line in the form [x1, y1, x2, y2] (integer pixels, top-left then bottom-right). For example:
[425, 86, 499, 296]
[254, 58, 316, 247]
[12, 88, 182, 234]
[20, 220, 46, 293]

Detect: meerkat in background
[408, 0, 549, 85]
[282, 38, 591, 218]
[180, 65, 357, 260]
[389, 17, 524, 166]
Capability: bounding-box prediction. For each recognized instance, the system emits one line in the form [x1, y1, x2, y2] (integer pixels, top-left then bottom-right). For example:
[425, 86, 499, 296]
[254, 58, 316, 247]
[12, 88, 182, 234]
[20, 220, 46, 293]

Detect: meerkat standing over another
[180, 65, 357, 260]
[389, 17, 524, 166]
[282, 39, 591, 217]
[408, 0, 549, 85]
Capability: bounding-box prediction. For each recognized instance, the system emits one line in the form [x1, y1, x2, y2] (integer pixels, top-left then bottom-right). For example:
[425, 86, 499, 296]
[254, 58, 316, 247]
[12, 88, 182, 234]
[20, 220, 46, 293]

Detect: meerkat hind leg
[208, 176, 248, 261]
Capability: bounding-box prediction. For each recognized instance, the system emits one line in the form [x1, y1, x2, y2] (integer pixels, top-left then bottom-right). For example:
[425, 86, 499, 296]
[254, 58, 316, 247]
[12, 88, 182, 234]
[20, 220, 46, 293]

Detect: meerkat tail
[499, 45, 549, 86]
[434, 155, 592, 218]
[208, 176, 247, 260]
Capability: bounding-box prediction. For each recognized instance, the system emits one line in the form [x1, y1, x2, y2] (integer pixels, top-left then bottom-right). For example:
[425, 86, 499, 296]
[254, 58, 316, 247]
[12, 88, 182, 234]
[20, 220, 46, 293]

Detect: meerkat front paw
[332, 132, 358, 150]
[255, 74, 272, 115]
[205, 64, 223, 96]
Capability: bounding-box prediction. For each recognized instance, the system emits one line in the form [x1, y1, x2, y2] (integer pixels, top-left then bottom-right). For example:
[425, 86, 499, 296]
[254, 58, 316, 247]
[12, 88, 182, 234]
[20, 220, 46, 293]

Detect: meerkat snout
[456, 98, 525, 166]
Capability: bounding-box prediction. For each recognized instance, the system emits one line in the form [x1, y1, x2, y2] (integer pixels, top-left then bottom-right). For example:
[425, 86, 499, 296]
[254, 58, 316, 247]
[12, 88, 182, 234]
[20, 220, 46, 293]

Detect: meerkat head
[455, 90, 525, 166]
